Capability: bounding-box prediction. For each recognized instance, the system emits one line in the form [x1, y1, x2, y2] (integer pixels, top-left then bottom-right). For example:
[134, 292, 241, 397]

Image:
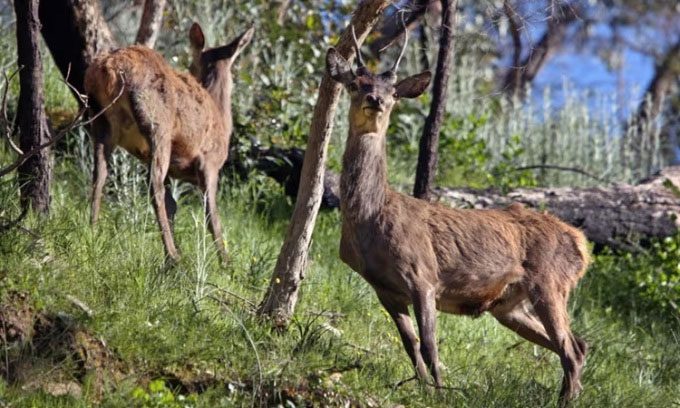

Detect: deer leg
[164, 179, 177, 229]
[200, 168, 228, 264]
[91, 118, 112, 224]
[529, 286, 586, 405]
[376, 291, 428, 381]
[491, 301, 556, 353]
[149, 142, 179, 263]
[413, 288, 442, 387]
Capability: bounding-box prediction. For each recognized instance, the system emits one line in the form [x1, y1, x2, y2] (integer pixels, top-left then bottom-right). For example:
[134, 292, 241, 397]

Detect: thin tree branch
[0, 75, 124, 178]
[1, 67, 22, 154]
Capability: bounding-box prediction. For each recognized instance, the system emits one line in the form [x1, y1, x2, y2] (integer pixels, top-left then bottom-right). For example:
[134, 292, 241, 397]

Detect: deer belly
[108, 104, 151, 162]
[118, 127, 151, 161]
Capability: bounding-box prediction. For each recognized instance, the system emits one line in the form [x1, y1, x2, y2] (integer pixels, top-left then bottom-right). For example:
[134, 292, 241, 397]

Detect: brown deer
[326, 31, 590, 405]
[84, 23, 253, 264]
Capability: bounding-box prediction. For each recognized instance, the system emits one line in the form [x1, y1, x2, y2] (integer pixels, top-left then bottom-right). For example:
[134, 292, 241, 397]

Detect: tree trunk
[258, 0, 390, 328]
[413, 0, 457, 200]
[38, 0, 116, 98]
[435, 166, 680, 251]
[135, 0, 166, 49]
[15, 0, 51, 214]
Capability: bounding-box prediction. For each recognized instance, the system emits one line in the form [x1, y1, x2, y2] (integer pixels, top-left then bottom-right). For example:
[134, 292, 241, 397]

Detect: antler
[351, 25, 366, 69]
[389, 11, 409, 74]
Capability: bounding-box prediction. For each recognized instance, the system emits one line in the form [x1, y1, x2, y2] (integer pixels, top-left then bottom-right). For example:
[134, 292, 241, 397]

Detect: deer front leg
[149, 142, 179, 263]
[91, 118, 112, 224]
[376, 290, 428, 381]
[413, 287, 443, 387]
[200, 168, 228, 265]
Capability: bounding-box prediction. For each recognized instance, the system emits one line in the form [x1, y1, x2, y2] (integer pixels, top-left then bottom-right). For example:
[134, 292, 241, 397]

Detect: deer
[84, 23, 254, 264]
[326, 28, 590, 405]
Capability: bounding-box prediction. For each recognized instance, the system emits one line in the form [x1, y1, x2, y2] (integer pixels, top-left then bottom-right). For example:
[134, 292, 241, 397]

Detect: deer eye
[347, 83, 358, 92]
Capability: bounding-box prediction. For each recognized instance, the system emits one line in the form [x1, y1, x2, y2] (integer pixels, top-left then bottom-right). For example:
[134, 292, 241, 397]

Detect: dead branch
[1, 68, 22, 155]
[0, 75, 124, 178]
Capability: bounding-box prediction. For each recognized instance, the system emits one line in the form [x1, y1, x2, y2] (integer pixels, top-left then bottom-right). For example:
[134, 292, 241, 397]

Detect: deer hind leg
[376, 290, 428, 382]
[491, 300, 556, 353]
[148, 141, 179, 263]
[164, 179, 177, 230]
[529, 285, 586, 405]
[199, 166, 228, 265]
[90, 116, 113, 224]
[413, 287, 443, 387]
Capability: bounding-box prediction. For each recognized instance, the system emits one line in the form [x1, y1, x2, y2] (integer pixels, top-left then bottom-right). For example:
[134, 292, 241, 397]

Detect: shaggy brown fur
[84, 23, 253, 264]
[327, 47, 590, 405]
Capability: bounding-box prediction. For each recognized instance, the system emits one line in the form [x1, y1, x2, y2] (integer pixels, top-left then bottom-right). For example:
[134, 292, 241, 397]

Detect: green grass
[1, 140, 679, 407]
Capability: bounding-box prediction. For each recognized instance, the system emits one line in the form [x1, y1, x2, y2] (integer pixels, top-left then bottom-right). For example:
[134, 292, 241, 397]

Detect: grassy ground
[1, 139, 679, 407]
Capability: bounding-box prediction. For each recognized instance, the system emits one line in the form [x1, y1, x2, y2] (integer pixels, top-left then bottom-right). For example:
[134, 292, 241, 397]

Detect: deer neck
[204, 66, 233, 129]
[341, 122, 389, 223]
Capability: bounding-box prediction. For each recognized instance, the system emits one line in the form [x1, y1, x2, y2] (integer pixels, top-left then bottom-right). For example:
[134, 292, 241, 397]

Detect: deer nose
[365, 94, 383, 107]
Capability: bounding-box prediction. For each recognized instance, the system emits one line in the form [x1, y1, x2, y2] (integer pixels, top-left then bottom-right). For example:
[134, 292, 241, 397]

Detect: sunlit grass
[1, 139, 678, 406]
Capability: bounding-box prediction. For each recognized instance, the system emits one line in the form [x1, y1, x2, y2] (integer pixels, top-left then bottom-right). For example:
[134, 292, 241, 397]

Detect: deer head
[188, 23, 254, 110]
[326, 27, 431, 135]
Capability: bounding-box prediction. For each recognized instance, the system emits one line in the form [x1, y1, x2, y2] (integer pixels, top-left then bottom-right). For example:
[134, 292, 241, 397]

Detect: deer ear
[394, 71, 432, 99]
[189, 23, 205, 51]
[227, 26, 255, 61]
[326, 48, 354, 85]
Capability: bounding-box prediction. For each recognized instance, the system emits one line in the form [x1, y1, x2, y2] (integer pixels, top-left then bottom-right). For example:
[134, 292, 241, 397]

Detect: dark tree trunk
[38, 0, 116, 98]
[14, 0, 51, 214]
[258, 0, 390, 328]
[413, 0, 457, 200]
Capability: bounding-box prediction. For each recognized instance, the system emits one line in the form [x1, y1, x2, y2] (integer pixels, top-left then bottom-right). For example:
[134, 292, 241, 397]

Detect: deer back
[84, 46, 228, 167]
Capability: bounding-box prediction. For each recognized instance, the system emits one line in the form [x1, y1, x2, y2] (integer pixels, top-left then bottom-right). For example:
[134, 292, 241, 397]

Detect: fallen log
[435, 167, 680, 251]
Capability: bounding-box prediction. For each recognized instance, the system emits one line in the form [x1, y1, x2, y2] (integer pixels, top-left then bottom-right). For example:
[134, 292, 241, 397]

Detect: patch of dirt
[0, 291, 125, 399]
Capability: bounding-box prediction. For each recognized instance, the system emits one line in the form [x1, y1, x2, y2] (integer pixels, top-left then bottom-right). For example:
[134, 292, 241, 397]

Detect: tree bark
[38, 0, 116, 98]
[413, 0, 457, 200]
[258, 0, 390, 328]
[135, 0, 166, 49]
[14, 0, 52, 214]
[435, 166, 680, 251]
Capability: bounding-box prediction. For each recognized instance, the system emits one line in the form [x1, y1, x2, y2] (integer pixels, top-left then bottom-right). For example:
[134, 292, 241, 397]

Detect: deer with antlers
[326, 28, 590, 404]
[84, 23, 253, 264]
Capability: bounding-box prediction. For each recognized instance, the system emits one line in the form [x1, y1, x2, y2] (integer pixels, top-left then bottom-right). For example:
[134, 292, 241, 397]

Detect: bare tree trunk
[436, 166, 680, 251]
[501, 0, 579, 97]
[135, 0, 166, 49]
[14, 0, 51, 214]
[258, 0, 390, 328]
[413, 0, 457, 200]
[38, 0, 116, 98]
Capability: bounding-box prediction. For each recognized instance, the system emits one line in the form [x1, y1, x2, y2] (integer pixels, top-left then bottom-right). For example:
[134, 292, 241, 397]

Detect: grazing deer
[326, 30, 590, 405]
[84, 23, 254, 264]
